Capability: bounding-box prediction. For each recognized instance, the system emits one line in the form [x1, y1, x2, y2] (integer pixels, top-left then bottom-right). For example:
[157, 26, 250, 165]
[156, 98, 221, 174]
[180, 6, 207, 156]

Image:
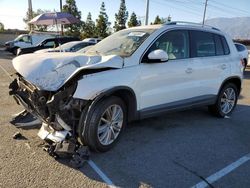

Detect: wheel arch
[91, 86, 139, 122]
[219, 76, 242, 95]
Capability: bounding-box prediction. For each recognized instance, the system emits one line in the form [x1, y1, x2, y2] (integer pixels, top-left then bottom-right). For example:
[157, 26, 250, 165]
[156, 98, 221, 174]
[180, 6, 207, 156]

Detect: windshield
[85, 29, 155, 57]
[14, 35, 31, 42]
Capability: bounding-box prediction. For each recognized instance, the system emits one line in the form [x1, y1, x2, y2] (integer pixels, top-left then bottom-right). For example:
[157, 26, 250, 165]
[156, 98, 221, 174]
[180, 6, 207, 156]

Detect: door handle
[185, 68, 193, 74]
[220, 64, 227, 70]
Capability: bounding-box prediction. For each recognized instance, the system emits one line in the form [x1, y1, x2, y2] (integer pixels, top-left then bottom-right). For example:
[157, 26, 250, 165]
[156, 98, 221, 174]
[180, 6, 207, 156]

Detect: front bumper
[9, 76, 85, 143]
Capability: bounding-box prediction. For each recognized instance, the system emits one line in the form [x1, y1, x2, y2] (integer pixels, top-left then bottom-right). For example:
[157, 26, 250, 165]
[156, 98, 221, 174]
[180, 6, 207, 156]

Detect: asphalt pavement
[0, 48, 250, 188]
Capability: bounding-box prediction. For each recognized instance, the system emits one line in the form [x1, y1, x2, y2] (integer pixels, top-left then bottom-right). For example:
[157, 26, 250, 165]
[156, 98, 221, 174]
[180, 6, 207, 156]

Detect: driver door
[138, 30, 195, 114]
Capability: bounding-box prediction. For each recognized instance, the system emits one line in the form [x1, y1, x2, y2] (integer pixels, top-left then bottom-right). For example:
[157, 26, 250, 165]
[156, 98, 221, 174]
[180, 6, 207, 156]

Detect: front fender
[72, 66, 140, 102]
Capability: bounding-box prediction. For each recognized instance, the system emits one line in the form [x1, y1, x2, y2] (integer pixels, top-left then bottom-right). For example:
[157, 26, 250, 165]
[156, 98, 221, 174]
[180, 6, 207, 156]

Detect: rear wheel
[78, 96, 126, 152]
[209, 83, 238, 117]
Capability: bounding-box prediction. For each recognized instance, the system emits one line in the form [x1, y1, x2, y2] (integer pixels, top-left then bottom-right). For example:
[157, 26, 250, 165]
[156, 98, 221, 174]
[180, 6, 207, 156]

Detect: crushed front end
[9, 74, 89, 161]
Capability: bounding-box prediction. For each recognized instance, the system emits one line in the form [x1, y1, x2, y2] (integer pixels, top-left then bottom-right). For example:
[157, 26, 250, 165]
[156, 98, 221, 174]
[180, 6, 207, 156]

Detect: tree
[96, 2, 110, 38]
[152, 15, 164, 24]
[128, 12, 140, 28]
[63, 0, 82, 37]
[81, 12, 96, 39]
[114, 0, 128, 32]
[23, 9, 50, 31]
[0, 22, 4, 32]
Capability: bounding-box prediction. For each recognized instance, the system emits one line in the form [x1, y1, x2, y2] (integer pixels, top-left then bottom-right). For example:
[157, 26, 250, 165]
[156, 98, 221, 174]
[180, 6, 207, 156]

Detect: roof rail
[165, 21, 220, 31]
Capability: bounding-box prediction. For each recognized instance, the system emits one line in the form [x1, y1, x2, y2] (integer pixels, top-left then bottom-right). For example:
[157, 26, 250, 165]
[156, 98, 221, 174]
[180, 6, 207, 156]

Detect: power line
[208, 3, 250, 17]
[209, 0, 249, 15]
[152, 0, 203, 17]
[164, 0, 204, 13]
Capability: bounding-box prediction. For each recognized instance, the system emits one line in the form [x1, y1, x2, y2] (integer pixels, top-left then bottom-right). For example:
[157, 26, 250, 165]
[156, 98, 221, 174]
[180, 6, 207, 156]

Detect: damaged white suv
[10, 22, 243, 152]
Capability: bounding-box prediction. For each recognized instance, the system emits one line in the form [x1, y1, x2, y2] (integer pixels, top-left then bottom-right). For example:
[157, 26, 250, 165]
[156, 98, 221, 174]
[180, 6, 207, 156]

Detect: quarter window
[235, 43, 245, 52]
[190, 31, 215, 57]
[221, 36, 230, 55]
[146, 30, 189, 60]
[214, 34, 224, 56]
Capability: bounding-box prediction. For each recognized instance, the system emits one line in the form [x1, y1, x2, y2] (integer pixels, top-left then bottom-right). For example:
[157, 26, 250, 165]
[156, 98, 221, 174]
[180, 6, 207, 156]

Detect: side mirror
[147, 49, 168, 63]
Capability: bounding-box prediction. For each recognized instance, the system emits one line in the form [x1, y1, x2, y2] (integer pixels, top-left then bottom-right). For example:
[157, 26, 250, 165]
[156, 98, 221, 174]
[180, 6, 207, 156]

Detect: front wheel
[78, 96, 127, 152]
[208, 83, 238, 117]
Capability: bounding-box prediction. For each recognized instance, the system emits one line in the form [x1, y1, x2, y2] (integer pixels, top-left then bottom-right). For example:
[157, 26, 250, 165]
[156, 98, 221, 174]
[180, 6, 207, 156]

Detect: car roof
[129, 21, 224, 35]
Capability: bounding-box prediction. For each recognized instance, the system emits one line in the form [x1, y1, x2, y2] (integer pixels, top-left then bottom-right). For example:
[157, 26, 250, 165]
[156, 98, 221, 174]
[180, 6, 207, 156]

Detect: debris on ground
[42, 139, 90, 168]
[12, 132, 27, 140]
[25, 142, 31, 149]
[10, 110, 42, 128]
[69, 146, 90, 168]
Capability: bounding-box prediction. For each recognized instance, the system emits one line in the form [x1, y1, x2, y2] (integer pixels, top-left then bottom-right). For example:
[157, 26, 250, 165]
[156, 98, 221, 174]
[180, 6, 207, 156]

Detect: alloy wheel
[97, 104, 124, 145]
[220, 87, 236, 114]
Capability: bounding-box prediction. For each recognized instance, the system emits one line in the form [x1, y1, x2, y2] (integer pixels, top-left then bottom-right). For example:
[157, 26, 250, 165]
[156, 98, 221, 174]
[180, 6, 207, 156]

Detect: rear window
[214, 34, 224, 56]
[221, 36, 230, 55]
[235, 43, 246, 52]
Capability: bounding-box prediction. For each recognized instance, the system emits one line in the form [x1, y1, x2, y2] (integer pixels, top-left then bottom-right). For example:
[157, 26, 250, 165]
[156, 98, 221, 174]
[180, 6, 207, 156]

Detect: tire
[12, 47, 19, 55]
[78, 96, 127, 152]
[208, 83, 238, 117]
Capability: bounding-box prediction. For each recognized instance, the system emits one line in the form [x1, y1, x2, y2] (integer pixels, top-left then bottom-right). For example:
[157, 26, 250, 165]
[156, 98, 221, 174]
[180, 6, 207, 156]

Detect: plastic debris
[10, 110, 42, 128]
[69, 146, 90, 168]
[12, 132, 27, 140]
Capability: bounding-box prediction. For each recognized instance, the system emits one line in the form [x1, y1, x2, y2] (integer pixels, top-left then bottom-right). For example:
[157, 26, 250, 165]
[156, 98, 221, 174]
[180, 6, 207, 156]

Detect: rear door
[188, 30, 231, 96]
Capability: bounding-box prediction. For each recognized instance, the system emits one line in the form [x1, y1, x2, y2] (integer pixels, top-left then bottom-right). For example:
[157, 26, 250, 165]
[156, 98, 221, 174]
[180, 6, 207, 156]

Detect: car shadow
[55, 104, 250, 188]
[0, 49, 15, 60]
[244, 68, 250, 79]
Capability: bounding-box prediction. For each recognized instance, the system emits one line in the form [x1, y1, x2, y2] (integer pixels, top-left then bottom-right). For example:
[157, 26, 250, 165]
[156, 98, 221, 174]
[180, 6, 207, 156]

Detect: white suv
[10, 22, 243, 152]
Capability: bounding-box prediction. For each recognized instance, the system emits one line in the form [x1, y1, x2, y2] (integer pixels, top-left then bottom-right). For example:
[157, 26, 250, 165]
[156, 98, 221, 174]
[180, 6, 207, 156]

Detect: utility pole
[60, 0, 64, 35]
[145, 0, 149, 25]
[28, 0, 33, 31]
[202, 0, 208, 26]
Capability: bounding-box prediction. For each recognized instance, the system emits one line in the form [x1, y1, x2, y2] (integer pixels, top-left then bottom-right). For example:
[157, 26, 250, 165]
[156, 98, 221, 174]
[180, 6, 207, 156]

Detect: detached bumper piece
[38, 123, 89, 168]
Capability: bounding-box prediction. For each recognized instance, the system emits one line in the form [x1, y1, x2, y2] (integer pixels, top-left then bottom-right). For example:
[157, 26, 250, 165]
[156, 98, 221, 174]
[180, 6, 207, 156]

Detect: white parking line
[87, 160, 116, 188]
[191, 153, 250, 188]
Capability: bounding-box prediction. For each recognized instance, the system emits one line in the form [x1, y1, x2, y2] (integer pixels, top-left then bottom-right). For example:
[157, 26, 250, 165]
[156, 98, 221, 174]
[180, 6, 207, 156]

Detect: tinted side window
[145, 30, 189, 60]
[214, 34, 224, 56]
[190, 31, 215, 57]
[221, 36, 230, 55]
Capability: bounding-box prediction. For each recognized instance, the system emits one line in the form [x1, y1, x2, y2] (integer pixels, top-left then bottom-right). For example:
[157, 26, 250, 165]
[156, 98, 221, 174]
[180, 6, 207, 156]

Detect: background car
[35, 41, 95, 53]
[5, 33, 56, 55]
[76, 45, 94, 53]
[234, 42, 249, 70]
[82, 38, 101, 44]
[17, 36, 80, 55]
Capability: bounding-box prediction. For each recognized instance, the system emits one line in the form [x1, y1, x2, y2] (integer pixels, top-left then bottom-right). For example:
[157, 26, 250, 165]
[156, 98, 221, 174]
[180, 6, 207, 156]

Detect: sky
[0, 0, 249, 30]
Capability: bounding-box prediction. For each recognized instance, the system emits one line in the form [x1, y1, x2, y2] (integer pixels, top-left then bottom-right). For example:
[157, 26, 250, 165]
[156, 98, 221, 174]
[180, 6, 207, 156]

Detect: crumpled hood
[13, 52, 123, 91]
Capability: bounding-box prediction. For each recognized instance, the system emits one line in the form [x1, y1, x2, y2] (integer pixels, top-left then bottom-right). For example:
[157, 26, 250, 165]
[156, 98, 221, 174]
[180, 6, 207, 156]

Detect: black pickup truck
[17, 37, 80, 55]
